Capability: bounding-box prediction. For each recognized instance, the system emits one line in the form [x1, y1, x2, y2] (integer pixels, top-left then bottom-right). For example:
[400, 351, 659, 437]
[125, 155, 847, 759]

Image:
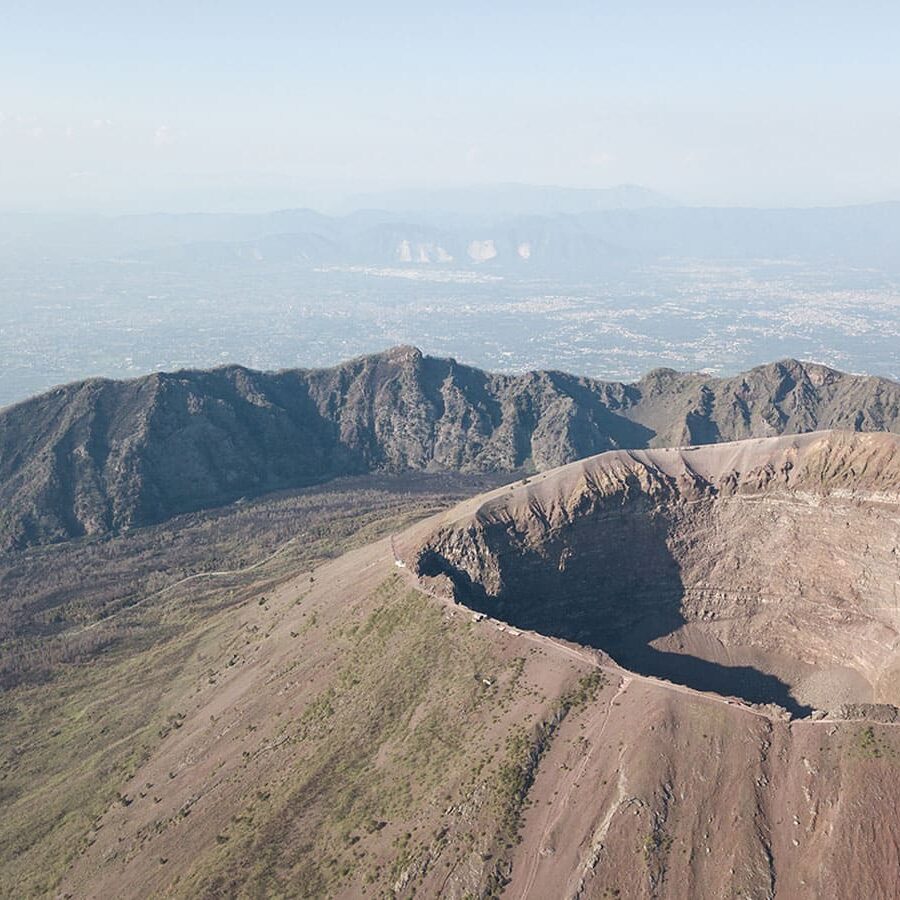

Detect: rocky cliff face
[1, 347, 898, 550]
[415, 432, 900, 714]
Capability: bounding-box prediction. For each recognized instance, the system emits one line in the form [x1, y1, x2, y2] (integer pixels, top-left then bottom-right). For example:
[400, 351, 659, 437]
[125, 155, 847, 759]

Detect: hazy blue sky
[2, 1, 899, 212]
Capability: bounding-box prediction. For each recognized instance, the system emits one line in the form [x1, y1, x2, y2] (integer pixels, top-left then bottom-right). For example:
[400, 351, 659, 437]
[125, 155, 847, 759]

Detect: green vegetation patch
[178, 576, 501, 898]
[0, 624, 205, 897]
[853, 725, 899, 761]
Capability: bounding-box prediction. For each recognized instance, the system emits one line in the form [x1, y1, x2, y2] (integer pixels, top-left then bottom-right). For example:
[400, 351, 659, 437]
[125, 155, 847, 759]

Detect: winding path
[14, 534, 305, 659]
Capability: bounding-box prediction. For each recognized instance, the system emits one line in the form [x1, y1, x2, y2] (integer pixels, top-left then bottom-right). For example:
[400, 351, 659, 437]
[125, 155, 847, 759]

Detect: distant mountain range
[1, 347, 898, 551]
[4, 195, 900, 272]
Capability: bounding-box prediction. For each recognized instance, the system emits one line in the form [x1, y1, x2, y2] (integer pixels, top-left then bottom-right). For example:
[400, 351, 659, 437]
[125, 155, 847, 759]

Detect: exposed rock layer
[415, 431, 900, 714]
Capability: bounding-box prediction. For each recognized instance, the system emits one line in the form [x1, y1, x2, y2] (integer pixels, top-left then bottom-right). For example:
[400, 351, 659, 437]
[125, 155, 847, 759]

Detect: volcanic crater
[414, 431, 900, 718]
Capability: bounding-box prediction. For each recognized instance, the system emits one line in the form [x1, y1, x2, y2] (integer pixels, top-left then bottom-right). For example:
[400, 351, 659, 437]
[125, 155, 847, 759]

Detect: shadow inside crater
[419, 510, 813, 719]
[607, 641, 813, 718]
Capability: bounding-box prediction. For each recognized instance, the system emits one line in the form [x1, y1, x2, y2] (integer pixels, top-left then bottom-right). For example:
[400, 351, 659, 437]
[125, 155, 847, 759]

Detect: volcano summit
[413, 431, 900, 718]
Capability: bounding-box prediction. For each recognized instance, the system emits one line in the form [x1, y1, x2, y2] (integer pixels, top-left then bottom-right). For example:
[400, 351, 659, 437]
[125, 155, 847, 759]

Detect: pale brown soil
[13, 432, 900, 898]
[58, 522, 900, 900]
[57, 535, 598, 899]
[505, 678, 900, 900]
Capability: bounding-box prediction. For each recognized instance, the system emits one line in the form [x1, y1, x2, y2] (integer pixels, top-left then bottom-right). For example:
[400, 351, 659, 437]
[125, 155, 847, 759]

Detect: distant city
[1, 201, 898, 408]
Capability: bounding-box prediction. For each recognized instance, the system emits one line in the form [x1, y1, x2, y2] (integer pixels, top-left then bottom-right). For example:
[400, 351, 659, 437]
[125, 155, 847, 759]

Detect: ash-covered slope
[414, 431, 900, 715]
[1, 347, 898, 550]
[43, 432, 900, 900]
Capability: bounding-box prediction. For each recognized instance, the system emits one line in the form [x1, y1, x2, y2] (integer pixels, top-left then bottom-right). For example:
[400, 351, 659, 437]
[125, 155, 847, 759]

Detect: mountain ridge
[1, 348, 898, 550]
[6, 201, 900, 271]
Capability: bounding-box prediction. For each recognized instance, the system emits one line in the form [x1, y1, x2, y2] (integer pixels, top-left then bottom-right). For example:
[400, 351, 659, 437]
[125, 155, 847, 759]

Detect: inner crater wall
[416, 434, 900, 712]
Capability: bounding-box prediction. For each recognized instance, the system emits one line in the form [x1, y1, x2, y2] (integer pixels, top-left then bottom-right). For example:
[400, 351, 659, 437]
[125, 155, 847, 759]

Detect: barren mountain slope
[45, 432, 900, 899]
[56, 541, 606, 900]
[1, 348, 898, 551]
[0, 475, 510, 897]
[503, 674, 900, 900]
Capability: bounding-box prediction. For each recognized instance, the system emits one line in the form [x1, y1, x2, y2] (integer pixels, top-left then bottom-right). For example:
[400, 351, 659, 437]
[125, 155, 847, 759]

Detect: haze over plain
[3, 2, 898, 405]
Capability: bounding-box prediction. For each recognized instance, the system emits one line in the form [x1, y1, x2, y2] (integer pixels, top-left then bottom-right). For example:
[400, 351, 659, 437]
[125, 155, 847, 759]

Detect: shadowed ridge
[1, 349, 898, 550]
